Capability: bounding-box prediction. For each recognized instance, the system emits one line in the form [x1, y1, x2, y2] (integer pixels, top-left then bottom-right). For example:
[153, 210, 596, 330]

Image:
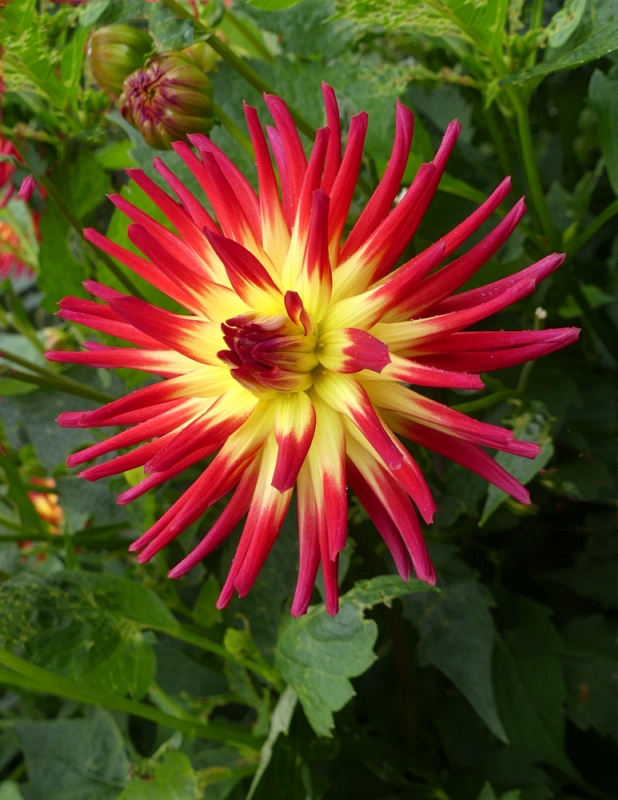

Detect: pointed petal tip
[136, 551, 151, 563]
[127, 541, 142, 553]
[57, 411, 84, 428]
[325, 598, 339, 617]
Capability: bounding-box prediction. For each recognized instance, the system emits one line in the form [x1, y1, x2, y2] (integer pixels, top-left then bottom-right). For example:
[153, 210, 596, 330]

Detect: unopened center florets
[218, 311, 318, 394]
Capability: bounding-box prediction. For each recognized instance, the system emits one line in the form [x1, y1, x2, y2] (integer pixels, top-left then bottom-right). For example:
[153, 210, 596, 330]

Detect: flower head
[88, 24, 154, 96]
[119, 52, 214, 150]
[48, 87, 579, 616]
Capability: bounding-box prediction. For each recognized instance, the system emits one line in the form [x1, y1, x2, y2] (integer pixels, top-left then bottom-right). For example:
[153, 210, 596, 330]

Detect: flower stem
[224, 9, 274, 63]
[507, 91, 560, 249]
[0, 648, 261, 749]
[0, 365, 115, 404]
[160, 0, 316, 141]
[566, 198, 618, 257]
[154, 622, 285, 692]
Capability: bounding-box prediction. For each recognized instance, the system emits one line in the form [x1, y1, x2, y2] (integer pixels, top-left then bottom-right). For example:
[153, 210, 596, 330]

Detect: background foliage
[0, 0, 617, 798]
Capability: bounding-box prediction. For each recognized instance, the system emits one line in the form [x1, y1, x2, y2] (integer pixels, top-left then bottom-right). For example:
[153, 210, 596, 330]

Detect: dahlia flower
[48, 86, 578, 616]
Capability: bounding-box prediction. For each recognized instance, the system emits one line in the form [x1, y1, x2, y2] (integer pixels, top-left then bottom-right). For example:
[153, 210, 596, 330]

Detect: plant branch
[153, 623, 285, 693]
[0, 648, 261, 750]
[507, 91, 560, 249]
[0, 365, 115, 404]
[566, 198, 618, 258]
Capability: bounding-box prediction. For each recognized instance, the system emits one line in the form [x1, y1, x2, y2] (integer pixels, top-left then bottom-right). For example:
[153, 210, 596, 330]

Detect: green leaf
[335, 0, 508, 57]
[480, 401, 555, 526]
[118, 751, 201, 800]
[13, 708, 130, 800]
[477, 784, 520, 800]
[275, 575, 433, 736]
[493, 596, 575, 776]
[192, 575, 223, 628]
[60, 27, 89, 106]
[37, 202, 88, 314]
[0, 783, 25, 800]
[65, 151, 110, 220]
[545, 0, 587, 49]
[547, 530, 618, 609]
[0, 386, 99, 471]
[403, 544, 508, 742]
[503, 1, 618, 87]
[249, 0, 304, 9]
[0, 570, 175, 698]
[561, 614, 618, 743]
[589, 69, 618, 196]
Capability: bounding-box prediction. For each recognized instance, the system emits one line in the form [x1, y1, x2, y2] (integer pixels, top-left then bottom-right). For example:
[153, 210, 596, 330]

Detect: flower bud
[182, 41, 218, 73]
[89, 24, 154, 96]
[119, 52, 214, 150]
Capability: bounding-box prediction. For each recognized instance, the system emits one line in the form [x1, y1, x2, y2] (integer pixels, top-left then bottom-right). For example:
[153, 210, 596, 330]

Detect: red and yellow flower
[47, 87, 579, 616]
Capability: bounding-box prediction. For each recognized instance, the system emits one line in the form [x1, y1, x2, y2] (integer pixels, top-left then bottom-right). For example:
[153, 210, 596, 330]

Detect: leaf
[403, 544, 508, 742]
[477, 784, 520, 800]
[335, 0, 508, 58]
[492, 596, 575, 776]
[561, 614, 618, 743]
[588, 69, 618, 196]
[0, 570, 175, 698]
[275, 575, 433, 736]
[60, 27, 89, 107]
[545, 0, 587, 49]
[480, 401, 555, 526]
[118, 751, 201, 800]
[0, 783, 25, 800]
[0, 385, 99, 471]
[192, 575, 223, 629]
[37, 202, 88, 314]
[145, 1, 193, 50]
[503, 0, 618, 87]
[65, 151, 110, 220]
[13, 708, 129, 800]
[547, 530, 618, 609]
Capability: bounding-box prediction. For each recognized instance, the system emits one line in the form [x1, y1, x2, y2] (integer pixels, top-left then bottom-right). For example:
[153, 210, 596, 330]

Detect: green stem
[0, 514, 37, 536]
[507, 91, 560, 249]
[0, 349, 65, 379]
[525, 0, 546, 68]
[212, 101, 254, 157]
[161, 0, 316, 140]
[224, 9, 274, 63]
[451, 389, 522, 414]
[154, 624, 284, 692]
[0, 649, 261, 750]
[566, 198, 618, 257]
[0, 366, 115, 404]
[484, 102, 514, 180]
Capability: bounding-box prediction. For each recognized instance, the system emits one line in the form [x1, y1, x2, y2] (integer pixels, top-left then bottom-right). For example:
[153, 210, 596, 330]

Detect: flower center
[218, 311, 318, 394]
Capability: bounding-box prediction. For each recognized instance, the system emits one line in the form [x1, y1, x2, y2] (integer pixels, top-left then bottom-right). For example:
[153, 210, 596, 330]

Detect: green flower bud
[119, 52, 215, 150]
[89, 24, 154, 96]
[182, 41, 219, 73]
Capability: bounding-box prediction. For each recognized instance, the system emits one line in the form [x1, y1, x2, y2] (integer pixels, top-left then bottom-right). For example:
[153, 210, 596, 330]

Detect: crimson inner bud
[218, 312, 318, 393]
